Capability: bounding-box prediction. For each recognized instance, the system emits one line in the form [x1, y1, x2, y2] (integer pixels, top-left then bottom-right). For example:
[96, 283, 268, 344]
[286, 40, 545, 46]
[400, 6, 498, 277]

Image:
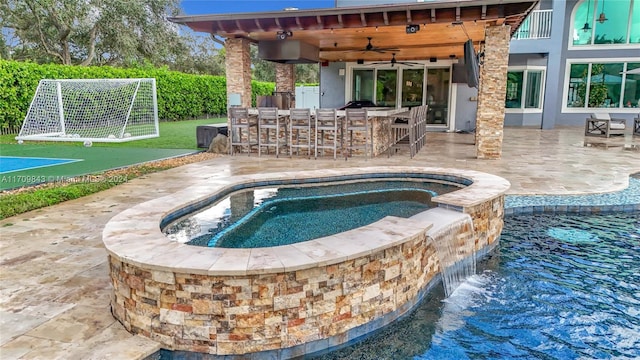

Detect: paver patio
[0, 127, 638, 359]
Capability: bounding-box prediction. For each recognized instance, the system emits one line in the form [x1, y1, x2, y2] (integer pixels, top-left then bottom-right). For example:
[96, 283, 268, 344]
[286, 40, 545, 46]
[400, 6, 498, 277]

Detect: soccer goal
[16, 78, 159, 143]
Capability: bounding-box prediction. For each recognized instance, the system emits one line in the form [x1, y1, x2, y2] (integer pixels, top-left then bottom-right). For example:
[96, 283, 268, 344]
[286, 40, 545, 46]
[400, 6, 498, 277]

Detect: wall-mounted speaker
[406, 24, 420, 34]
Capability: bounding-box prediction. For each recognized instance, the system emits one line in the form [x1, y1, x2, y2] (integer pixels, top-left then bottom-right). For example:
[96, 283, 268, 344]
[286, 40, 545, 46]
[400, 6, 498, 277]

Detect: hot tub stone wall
[464, 195, 505, 250]
[104, 167, 511, 358]
[109, 230, 444, 356]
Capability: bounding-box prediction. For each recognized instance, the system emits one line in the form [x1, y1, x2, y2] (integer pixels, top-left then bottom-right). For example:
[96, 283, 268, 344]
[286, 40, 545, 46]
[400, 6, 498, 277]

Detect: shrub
[0, 60, 275, 131]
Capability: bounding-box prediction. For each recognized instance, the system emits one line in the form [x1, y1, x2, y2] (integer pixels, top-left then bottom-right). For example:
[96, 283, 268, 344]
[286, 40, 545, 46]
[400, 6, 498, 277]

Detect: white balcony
[513, 10, 552, 40]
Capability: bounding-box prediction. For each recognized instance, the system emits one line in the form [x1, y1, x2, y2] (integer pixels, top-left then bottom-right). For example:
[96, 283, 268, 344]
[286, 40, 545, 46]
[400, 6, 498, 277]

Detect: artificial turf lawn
[0, 118, 226, 190]
[0, 145, 198, 190]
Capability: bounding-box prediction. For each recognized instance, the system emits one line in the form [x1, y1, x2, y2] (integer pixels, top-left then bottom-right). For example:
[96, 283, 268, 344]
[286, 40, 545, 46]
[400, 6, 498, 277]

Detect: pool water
[311, 212, 640, 359]
[163, 180, 457, 248]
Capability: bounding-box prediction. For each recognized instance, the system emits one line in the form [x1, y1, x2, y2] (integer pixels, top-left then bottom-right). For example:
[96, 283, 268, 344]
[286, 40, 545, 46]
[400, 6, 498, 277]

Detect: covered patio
[169, 0, 539, 159]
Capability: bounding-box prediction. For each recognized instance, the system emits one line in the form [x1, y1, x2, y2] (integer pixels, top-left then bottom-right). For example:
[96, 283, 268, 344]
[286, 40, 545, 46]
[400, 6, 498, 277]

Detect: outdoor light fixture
[583, 0, 592, 32]
[276, 31, 293, 40]
[597, 0, 608, 23]
[406, 24, 420, 34]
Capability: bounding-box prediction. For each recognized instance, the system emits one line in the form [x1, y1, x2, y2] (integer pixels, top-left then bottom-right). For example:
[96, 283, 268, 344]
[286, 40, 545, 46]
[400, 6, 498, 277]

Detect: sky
[181, 0, 336, 15]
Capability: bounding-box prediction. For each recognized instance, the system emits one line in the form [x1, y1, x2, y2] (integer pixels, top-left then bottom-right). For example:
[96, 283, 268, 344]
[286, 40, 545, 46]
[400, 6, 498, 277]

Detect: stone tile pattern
[276, 63, 296, 108]
[108, 223, 477, 356]
[343, 116, 393, 157]
[225, 38, 252, 108]
[475, 25, 511, 160]
[465, 196, 504, 249]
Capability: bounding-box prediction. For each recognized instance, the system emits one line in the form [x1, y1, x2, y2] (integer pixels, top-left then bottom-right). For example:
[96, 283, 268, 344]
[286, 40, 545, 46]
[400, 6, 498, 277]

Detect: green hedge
[0, 60, 275, 131]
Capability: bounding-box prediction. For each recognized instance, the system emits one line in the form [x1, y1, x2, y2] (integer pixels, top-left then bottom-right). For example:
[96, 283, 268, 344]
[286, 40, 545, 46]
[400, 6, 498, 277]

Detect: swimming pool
[307, 211, 640, 359]
[163, 180, 458, 248]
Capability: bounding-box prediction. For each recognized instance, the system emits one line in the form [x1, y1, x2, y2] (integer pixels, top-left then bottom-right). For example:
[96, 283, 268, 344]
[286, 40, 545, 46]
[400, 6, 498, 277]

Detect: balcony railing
[513, 10, 552, 40]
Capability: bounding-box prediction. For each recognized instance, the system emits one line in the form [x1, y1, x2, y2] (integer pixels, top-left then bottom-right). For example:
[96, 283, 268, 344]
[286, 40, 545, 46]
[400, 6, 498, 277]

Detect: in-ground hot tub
[103, 167, 510, 358]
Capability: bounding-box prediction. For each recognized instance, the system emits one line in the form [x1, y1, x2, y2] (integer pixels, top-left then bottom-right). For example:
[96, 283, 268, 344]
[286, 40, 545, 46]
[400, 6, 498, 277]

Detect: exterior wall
[320, 62, 346, 108]
[475, 25, 511, 159]
[225, 38, 252, 108]
[453, 84, 479, 132]
[504, 54, 549, 128]
[511, 0, 640, 128]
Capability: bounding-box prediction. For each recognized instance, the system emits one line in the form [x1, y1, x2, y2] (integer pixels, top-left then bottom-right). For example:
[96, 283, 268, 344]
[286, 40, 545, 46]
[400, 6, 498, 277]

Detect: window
[566, 61, 640, 109]
[506, 72, 524, 108]
[623, 62, 640, 108]
[572, 0, 639, 46]
[352, 69, 374, 102]
[376, 70, 397, 107]
[505, 69, 544, 110]
[401, 69, 424, 107]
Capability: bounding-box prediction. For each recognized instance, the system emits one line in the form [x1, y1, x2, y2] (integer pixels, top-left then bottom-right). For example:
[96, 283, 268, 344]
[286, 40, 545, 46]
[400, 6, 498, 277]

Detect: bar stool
[258, 107, 287, 157]
[288, 108, 313, 158]
[228, 107, 258, 156]
[314, 108, 339, 160]
[345, 108, 370, 159]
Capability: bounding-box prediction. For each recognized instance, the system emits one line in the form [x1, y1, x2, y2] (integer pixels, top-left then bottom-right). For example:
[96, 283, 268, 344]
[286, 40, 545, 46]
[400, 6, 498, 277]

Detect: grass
[0, 162, 173, 219]
[0, 153, 221, 219]
[0, 117, 226, 149]
[0, 118, 226, 219]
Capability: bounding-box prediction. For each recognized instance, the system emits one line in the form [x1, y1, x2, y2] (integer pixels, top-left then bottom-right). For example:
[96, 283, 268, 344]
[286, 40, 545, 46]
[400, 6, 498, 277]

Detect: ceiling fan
[368, 53, 423, 67]
[359, 37, 399, 53]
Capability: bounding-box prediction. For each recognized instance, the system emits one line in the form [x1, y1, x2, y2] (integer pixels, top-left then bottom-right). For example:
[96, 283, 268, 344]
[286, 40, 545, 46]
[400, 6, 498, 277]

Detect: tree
[249, 45, 318, 84]
[171, 34, 226, 75]
[0, 0, 188, 66]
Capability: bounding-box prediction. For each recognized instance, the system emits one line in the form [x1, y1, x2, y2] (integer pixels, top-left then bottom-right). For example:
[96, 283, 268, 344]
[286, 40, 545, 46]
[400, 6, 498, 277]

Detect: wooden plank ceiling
[169, 0, 538, 62]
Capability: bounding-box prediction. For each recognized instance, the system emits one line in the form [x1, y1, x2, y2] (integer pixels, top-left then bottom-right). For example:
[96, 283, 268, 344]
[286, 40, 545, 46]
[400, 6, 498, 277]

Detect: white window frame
[345, 60, 457, 105]
[568, 0, 640, 50]
[561, 57, 640, 113]
[505, 66, 546, 114]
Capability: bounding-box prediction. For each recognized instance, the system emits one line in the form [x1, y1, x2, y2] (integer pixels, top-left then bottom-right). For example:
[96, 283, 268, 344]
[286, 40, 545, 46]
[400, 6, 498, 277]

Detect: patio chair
[388, 105, 428, 158]
[258, 107, 288, 157]
[288, 108, 313, 158]
[585, 113, 626, 138]
[228, 107, 258, 156]
[315, 108, 339, 160]
[345, 108, 370, 159]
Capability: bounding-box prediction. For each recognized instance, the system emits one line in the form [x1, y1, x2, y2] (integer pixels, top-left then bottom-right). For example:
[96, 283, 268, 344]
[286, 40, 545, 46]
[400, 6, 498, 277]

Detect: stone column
[225, 37, 252, 108]
[275, 63, 295, 108]
[475, 25, 510, 159]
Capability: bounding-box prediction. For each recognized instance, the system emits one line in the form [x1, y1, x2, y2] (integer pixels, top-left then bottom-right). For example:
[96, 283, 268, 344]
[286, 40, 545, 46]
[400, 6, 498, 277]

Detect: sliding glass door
[425, 68, 450, 126]
[349, 66, 452, 128]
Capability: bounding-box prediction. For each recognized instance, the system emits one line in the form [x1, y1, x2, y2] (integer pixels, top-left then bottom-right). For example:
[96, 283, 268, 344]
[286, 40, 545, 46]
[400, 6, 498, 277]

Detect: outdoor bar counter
[247, 107, 408, 156]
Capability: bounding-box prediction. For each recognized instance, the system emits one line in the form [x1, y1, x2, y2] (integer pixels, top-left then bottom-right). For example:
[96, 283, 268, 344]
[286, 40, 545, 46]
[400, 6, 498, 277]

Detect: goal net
[16, 78, 159, 143]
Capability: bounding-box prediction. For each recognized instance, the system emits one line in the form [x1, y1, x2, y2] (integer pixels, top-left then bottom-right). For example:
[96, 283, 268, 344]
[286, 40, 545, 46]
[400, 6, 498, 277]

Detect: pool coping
[102, 166, 510, 276]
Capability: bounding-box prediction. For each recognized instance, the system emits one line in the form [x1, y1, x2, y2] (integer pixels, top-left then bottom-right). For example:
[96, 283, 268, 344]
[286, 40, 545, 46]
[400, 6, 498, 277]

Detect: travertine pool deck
[1, 127, 638, 359]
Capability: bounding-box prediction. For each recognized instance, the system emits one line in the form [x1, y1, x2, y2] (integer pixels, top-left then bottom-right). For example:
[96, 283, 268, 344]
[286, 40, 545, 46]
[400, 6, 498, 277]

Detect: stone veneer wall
[463, 195, 505, 249]
[475, 25, 511, 160]
[108, 203, 500, 357]
[110, 227, 440, 356]
[225, 38, 252, 108]
[105, 168, 510, 357]
[275, 63, 296, 108]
